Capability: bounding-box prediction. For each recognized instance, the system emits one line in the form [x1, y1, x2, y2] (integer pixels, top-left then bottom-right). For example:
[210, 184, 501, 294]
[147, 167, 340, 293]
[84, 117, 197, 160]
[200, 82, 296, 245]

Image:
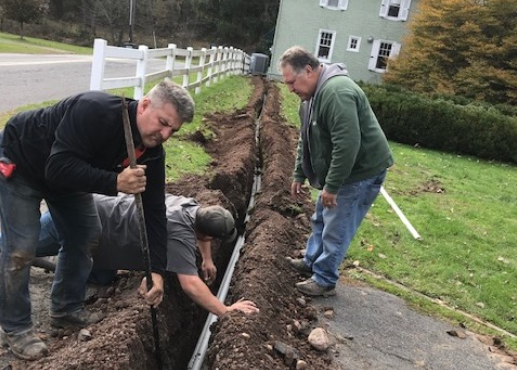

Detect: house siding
[269, 0, 417, 83]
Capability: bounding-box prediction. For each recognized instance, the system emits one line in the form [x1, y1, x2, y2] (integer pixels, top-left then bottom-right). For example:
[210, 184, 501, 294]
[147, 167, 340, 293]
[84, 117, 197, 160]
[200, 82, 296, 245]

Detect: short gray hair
[147, 79, 195, 123]
[278, 46, 320, 74]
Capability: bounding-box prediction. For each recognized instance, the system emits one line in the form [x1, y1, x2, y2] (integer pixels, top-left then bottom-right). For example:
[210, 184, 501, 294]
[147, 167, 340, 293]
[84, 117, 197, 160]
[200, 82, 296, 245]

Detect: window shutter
[368, 40, 381, 70]
[340, 0, 349, 10]
[379, 0, 389, 17]
[399, 0, 412, 20]
[390, 42, 401, 57]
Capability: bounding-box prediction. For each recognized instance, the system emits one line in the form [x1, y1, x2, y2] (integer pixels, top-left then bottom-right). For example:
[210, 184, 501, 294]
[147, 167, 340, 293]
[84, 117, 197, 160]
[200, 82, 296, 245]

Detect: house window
[379, 0, 412, 21]
[319, 0, 349, 11]
[316, 30, 336, 62]
[347, 36, 361, 52]
[368, 40, 401, 73]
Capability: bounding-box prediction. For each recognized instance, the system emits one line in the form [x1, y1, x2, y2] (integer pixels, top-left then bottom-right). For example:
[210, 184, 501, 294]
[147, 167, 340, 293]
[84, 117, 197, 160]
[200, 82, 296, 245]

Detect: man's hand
[321, 189, 337, 209]
[228, 298, 259, 315]
[290, 181, 305, 202]
[138, 272, 164, 307]
[201, 260, 217, 285]
[117, 165, 147, 194]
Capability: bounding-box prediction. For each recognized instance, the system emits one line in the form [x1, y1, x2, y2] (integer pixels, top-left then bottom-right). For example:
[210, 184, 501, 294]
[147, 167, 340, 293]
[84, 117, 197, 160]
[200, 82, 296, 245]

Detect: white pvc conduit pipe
[380, 186, 421, 240]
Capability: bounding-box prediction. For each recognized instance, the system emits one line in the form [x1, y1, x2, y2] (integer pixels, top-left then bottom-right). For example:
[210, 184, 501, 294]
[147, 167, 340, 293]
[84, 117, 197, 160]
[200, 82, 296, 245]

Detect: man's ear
[138, 96, 151, 114]
[305, 65, 315, 78]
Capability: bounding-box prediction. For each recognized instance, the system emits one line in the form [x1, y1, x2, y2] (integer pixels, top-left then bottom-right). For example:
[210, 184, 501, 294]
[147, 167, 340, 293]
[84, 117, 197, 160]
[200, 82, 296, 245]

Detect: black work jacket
[1, 91, 167, 274]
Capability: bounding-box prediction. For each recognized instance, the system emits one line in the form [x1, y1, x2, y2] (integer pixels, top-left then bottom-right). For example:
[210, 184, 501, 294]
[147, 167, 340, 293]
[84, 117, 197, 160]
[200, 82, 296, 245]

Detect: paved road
[0, 53, 164, 114]
[312, 282, 517, 370]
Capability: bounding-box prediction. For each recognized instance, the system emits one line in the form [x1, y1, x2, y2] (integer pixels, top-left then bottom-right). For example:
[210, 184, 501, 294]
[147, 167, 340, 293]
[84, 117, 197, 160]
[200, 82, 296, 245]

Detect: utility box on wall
[249, 53, 269, 75]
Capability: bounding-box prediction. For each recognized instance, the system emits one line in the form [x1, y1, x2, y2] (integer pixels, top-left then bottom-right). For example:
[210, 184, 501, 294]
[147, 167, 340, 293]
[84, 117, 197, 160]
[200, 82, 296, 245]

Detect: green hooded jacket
[294, 65, 393, 193]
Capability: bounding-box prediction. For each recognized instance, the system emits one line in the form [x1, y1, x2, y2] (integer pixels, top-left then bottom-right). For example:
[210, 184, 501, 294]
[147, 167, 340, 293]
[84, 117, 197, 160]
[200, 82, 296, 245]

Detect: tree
[192, 0, 279, 51]
[384, 0, 517, 105]
[1, 0, 48, 37]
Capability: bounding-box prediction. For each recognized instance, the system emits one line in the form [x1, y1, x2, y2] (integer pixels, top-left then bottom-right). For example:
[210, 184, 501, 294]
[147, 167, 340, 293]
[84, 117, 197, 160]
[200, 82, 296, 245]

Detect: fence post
[230, 47, 237, 75]
[134, 45, 149, 99]
[195, 48, 206, 95]
[221, 47, 229, 80]
[90, 38, 107, 91]
[206, 46, 217, 87]
[239, 50, 245, 75]
[234, 49, 240, 75]
[183, 47, 193, 90]
[214, 47, 222, 84]
[166, 43, 177, 79]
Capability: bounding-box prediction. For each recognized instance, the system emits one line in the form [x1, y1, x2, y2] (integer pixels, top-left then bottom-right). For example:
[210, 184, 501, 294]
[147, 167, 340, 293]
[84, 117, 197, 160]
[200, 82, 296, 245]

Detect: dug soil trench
[0, 77, 336, 369]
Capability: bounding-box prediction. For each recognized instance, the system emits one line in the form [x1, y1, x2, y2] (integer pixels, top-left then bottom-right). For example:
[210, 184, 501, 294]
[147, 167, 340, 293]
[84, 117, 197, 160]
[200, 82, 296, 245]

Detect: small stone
[296, 360, 308, 370]
[78, 329, 92, 342]
[323, 309, 334, 319]
[241, 332, 250, 339]
[273, 341, 300, 358]
[308, 327, 330, 351]
[296, 297, 306, 307]
[291, 320, 301, 334]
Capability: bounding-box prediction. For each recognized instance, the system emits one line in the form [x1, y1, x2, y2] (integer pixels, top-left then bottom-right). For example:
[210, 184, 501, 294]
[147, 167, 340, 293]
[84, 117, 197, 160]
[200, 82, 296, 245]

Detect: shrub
[363, 84, 517, 164]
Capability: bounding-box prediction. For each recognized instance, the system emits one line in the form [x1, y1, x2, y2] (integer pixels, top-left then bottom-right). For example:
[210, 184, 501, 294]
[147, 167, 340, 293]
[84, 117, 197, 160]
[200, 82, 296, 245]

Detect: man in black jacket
[0, 79, 194, 360]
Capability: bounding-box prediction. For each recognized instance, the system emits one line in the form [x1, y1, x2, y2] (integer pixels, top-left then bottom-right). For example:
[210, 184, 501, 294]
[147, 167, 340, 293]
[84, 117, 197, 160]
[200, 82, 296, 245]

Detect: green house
[269, 0, 419, 83]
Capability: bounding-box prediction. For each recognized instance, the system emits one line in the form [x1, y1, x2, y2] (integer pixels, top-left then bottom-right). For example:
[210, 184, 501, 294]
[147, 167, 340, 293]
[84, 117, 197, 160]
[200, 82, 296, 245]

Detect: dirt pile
[204, 78, 338, 370]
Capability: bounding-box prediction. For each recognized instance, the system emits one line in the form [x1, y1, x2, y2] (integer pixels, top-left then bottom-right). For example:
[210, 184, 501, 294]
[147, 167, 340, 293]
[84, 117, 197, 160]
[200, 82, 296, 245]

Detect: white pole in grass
[380, 186, 422, 240]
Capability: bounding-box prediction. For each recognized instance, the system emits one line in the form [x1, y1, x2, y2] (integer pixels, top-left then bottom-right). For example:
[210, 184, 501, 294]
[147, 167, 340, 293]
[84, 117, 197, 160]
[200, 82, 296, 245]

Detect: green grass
[279, 83, 517, 349]
[163, 76, 253, 181]
[0, 31, 92, 54]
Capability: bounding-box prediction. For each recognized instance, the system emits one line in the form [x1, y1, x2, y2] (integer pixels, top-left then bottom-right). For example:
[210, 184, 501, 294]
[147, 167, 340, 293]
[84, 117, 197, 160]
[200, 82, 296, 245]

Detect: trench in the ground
[156, 77, 268, 370]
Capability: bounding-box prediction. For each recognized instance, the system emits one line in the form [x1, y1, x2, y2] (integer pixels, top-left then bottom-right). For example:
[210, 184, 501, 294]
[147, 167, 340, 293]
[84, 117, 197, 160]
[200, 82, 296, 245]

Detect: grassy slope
[0, 32, 92, 54]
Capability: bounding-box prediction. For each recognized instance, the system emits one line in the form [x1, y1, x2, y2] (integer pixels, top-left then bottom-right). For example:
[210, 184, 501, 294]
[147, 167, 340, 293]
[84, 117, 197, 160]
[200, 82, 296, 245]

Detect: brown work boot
[286, 257, 312, 277]
[50, 308, 105, 329]
[0, 327, 49, 360]
[296, 278, 336, 297]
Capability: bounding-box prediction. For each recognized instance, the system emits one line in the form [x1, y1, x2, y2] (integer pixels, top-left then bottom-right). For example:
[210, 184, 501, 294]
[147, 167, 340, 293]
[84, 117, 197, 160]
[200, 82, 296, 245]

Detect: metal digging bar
[121, 95, 163, 370]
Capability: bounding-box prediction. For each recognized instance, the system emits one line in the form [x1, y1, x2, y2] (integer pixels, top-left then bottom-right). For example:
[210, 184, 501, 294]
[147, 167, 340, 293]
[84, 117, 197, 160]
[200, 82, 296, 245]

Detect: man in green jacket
[279, 46, 393, 297]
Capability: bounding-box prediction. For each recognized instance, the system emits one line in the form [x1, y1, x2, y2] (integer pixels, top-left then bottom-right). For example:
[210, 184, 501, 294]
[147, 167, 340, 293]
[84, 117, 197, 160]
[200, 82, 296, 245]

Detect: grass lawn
[0, 31, 92, 54]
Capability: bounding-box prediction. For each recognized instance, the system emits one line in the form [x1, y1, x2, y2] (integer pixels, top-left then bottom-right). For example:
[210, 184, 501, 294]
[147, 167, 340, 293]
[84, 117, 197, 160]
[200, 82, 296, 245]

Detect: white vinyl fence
[90, 38, 250, 99]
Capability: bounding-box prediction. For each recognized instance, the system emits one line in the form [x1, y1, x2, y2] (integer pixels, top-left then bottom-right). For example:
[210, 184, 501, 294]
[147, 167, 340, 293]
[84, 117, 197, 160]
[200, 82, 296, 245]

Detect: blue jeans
[36, 212, 117, 285]
[0, 156, 102, 333]
[304, 170, 387, 287]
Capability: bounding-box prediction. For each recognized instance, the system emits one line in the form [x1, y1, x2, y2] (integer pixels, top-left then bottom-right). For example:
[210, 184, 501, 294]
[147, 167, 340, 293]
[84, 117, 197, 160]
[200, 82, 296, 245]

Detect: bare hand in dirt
[229, 298, 259, 315]
[321, 189, 337, 209]
[291, 181, 305, 202]
[202, 260, 217, 285]
[138, 272, 164, 307]
[117, 165, 147, 194]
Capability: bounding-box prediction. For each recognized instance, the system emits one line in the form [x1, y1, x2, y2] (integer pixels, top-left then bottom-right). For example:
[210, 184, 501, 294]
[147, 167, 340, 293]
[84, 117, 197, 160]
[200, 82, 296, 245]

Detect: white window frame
[347, 36, 361, 52]
[319, 0, 349, 11]
[368, 39, 401, 73]
[379, 0, 412, 21]
[315, 29, 336, 63]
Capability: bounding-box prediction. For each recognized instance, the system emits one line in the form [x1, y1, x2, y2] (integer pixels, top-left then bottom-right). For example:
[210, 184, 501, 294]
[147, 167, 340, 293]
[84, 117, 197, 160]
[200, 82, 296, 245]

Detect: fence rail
[90, 38, 250, 99]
